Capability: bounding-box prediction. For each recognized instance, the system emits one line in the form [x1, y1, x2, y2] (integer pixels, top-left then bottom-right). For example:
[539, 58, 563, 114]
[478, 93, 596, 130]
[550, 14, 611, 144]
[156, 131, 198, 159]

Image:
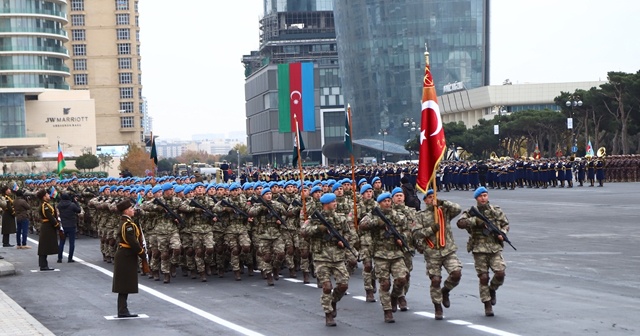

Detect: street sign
[572, 146, 578, 153]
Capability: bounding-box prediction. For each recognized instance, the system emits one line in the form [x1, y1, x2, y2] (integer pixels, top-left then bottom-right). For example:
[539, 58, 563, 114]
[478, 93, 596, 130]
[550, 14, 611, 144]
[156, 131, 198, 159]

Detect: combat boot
[163, 273, 171, 284]
[218, 268, 224, 278]
[489, 289, 497, 306]
[234, 270, 241, 281]
[190, 270, 198, 279]
[266, 272, 274, 286]
[484, 301, 494, 316]
[152, 270, 160, 281]
[170, 265, 177, 278]
[325, 313, 336, 327]
[434, 303, 443, 320]
[181, 267, 189, 277]
[205, 265, 212, 276]
[441, 288, 451, 308]
[398, 296, 408, 311]
[303, 272, 310, 284]
[365, 289, 376, 302]
[289, 268, 297, 278]
[390, 296, 398, 312]
[383, 310, 395, 323]
[200, 272, 207, 282]
[272, 268, 280, 280]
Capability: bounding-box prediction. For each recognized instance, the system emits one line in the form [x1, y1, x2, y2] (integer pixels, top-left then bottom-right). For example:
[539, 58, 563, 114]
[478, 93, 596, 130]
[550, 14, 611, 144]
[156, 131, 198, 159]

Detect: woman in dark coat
[37, 188, 62, 271]
[112, 199, 144, 318]
[1, 185, 17, 247]
[14, 190, 32, 249]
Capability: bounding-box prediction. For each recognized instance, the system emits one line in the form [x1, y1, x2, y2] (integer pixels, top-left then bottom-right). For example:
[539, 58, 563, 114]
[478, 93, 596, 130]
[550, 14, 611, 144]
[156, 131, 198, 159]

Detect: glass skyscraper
[333, 0, 490, 143]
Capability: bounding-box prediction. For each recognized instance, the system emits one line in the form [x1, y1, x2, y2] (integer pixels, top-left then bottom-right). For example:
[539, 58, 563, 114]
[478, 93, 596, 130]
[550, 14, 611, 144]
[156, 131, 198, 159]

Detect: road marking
[105, 314, 149, 320]
[414, 311, 520, 336]
[30, 269, 60, 272]
[304, 284, 318, 288]
[352, 296, 366, 301]
[283, 278, 303, 283]
[27, 238, 264, 336]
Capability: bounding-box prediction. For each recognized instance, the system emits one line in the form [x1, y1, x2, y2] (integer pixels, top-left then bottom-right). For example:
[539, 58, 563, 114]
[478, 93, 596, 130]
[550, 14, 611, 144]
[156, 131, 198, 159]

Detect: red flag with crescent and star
[416, 57, 446, 193]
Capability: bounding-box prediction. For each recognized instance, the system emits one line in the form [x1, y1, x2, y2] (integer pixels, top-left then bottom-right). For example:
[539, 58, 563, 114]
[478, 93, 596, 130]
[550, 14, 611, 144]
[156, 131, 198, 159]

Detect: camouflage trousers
[212, 231, 227, 272]
[180, 232, 195, 272]
[257, 237, 285, 273]
[281, 229, 299, 271]
[360, 245, 375, 291]
[400, 251, 414, 297]
[425, 251, 462, 304]
[373, 257, 408, 311]
[299, 237, 310, 273]
[155, 232, 181, 274]
[314, 260, 349, 314]
[146, 234, 160, 272]
[224, 232, 251, 272]
[192, 231, 214, 273]
[473, 252, 506, 303]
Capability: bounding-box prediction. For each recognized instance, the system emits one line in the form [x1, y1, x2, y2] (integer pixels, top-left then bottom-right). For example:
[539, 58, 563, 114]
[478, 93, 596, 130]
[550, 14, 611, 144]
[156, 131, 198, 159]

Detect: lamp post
[565, 96, 582, 154]
[492, 106, 506, 156]
[378, 128, 388, 163]
[403, 118, 416, 160]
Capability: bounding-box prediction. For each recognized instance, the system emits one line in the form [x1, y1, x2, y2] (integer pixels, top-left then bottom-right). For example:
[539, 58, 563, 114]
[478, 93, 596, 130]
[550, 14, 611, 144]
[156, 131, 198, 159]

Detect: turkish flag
[416, 62, 446, 193]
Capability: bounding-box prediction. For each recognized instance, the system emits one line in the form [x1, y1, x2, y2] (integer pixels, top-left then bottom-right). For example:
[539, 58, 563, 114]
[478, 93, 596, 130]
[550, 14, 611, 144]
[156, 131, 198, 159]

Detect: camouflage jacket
[360, 207, 407, 260]
[458, 202, 509, 253]
[277, 192, 299, 231]
[392, 203, 417, 251]
[144, 196, 183, 235]
[214, 195, 249, 235]
[413, 200, 461, 257]
[248, 199, 286, 240]
[300, 209, 349, 263]
[188, 195, 217, 234]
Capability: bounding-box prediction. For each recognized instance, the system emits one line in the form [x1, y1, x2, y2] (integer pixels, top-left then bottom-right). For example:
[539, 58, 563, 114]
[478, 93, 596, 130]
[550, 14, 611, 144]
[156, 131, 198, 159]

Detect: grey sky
[139, 0, 639, 140]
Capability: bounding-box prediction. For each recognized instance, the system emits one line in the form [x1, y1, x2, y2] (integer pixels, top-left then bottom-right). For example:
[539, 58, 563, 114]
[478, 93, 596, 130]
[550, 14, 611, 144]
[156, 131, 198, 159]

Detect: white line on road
[413, 311, 521, 336]
[27, 238, 264, 336]
[104, 314, 149, 320]
[283, 278, 303, 283]
[351, 296, 366, 301]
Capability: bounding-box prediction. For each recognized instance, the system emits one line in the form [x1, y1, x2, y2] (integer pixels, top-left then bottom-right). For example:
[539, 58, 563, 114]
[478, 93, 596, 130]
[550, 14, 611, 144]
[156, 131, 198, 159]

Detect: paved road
[0, 183, 638, 336]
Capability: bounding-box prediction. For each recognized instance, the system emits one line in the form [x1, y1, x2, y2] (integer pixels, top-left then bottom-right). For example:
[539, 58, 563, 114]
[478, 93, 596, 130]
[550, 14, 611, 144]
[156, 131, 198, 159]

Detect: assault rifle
[153, 198, 185, 229]
[311, 210, 359, 260]
[468, 206, 516, 250]
[220, 199, 250, 218]
[372, 207, 414, 256]
[189, 199, 218, 221]
[276, 194, 302, 207]
[256, 197, 285, 224]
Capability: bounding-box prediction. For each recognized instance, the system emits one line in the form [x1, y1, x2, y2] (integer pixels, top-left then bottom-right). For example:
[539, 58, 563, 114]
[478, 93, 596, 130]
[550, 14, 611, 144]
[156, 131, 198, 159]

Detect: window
[118, 58, 131, 69]
[120, 102, 134, 113]
[120, 116, 134, 128]
[119, 73, 132, 84]
[72, 29, 85, 41]
[120, 87, 134, 99]
[71, 15, 85, 26]
[116, 14, 129, 25]
[73, 44, 86, 56]
[117, 43, 130, 55]
[138, 74, 142, 84]
[138, 88, 143, 99]
[116, 0, 129, 10]
[71, 0, 84, 11]
[74, 74, 88, 85]
[116, 28, 130, 40]
[73, 59, 87, 71]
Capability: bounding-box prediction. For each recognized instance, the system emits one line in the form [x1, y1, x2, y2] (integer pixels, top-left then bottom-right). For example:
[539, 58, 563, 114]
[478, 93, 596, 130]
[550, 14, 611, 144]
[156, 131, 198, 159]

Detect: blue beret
[193, 182, 205, 188]
[320, 193, 337, 204]
[277, 181, 285, 187]
[161, 183, 173, 191]
[332, 182, 343, 192]
[342, 179, 352, 184]
[229, 183, 240, 191]
[360, 184, 372, 194]
[217, 183, 228, 189]
[174, 185, 185, 193]
[151, 185, 162, 194]
[358, 178, 368, 186]
[312, 180, 322, 186]
[391, 187, 403, 197]
[422, 189, 434, 199]
[261, 188, 271, 196]
[371, 177, 381, 183]
[376, 192, 391, 203]
[310, 186, 322, 194]
[243, 182, 253, 190]
[206, 184, 216, 191]
[473, 187, 488, 199]
[99, 186, 108, 193]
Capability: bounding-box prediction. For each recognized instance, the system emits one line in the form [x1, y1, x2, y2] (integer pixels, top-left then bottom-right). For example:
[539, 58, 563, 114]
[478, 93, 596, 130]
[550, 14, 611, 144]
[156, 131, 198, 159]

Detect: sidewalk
[0, 260, 55, 336]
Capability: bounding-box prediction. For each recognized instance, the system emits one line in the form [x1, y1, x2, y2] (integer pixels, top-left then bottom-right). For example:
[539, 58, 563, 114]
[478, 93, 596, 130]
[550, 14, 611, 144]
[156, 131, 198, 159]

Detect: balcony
[0, 82, 70, 90]
[0, 64, 70, 73]
[0, 27, 68, 39]
[0, 45, 69, 55]
[0, 8, 68, 20]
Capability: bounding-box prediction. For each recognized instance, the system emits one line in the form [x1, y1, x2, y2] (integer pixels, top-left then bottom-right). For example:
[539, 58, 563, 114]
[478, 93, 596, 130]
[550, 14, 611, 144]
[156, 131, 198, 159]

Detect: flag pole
[150, 131, 156, 175]
[294, 115, 308, 220]
[347, 104, 358, 230]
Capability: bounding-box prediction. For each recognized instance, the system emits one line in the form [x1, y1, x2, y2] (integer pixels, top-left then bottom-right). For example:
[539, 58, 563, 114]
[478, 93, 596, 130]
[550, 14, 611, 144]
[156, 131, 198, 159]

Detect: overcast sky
[139, 0, 640, 140]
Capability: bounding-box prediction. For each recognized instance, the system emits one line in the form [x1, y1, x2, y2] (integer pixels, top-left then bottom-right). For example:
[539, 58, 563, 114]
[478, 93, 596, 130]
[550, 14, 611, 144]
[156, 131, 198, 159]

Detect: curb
[0, 259, 17, 276]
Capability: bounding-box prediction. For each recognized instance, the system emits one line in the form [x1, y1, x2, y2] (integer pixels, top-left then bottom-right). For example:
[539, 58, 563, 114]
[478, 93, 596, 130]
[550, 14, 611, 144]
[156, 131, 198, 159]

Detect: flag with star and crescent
[416, 57, 447, 193]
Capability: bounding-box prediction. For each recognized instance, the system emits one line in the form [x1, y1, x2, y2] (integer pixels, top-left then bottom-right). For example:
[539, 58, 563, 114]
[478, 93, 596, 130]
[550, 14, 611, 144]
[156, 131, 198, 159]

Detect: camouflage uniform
[138, 198, 160, 279]
[248, 198, 286, 285]
[335, 195, 357, 273]
[218, 195, 251, 278]
[360, 207, 409, 320]
[413, 199, 462, 318]
[177, 198, 198, 277]
[277, 192, 301, 277]
[457, 202, 509, 313]
[300, 208, 351, 322]
[145, 196, 183, 282]
[356, 198, 379, 299]
[391, 202, 416, 309]
[294, 196, 317, 282]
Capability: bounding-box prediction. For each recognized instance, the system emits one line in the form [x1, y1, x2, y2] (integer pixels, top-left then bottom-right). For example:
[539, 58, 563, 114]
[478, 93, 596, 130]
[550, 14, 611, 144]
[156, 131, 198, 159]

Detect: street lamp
[565, 96, 582, 154]
[492, 106, 506, 156]
[403, 118, 417, 160]
[378, 128, 388, 163]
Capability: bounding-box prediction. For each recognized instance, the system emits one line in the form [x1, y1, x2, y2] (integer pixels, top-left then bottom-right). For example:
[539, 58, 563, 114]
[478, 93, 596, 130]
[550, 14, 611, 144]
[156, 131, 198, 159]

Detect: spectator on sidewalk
[13, 190, 31, 249]
[1, 185, 17, 247]
[57, 193, 81, 263]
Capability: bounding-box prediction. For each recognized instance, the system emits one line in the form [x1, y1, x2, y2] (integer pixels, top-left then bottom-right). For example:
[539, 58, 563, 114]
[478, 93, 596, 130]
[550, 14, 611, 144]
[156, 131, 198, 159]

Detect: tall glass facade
[264, 0, 333, 15]
[334, 0, 489, 142]
[0, 93, 26, 138]
[0, 0, 71, 89]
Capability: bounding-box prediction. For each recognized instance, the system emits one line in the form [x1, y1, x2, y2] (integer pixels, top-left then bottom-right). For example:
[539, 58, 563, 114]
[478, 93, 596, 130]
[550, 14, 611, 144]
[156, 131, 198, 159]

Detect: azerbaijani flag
[11, 182, 19, 191]
[278, 62, 315, 133]
[136, 194, 144, 206]
[57, 141, 66, 176]
[586, 140, 595, 156]
[50, 186, 58, 199]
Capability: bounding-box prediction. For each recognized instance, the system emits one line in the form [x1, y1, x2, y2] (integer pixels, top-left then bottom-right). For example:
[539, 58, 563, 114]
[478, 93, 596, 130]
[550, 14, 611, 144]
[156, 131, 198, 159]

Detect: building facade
[64, 0, 144, 146]
[333, 0, 490, 144]
[243, 0, 344, 166]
